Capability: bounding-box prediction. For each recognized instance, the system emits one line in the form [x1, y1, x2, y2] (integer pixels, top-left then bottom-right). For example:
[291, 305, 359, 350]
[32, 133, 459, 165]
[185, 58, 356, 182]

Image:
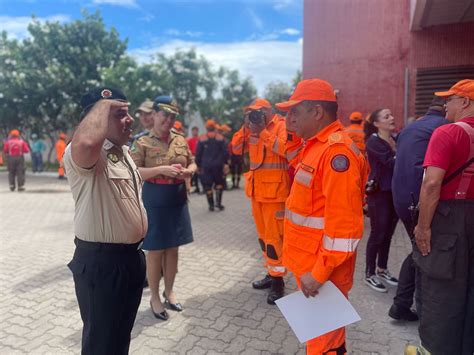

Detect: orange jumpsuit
[55, 138, 67, 177]
[231, 114, 291, 277]
[344, 123, 366, 156]
[283, 120, 367, 354]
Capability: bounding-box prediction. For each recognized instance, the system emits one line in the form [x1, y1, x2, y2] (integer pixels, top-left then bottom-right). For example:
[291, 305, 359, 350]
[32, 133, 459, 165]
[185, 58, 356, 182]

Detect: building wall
[303, 0, 474, 127]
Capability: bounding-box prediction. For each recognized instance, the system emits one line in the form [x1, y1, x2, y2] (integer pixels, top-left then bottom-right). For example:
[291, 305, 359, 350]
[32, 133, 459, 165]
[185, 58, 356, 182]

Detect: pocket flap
[261, 173, 282, 183]
[67, 259, 85, 275]
[107, 166, 131, 180]
[433, 234, 458, 251]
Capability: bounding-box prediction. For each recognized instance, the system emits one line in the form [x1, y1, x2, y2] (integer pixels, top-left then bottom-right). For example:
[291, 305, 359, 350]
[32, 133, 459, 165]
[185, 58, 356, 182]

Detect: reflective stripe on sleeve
[294, 168, 312, 187]
[285, 209, 324, 229]
[233, 144, 243, 152]
[286, 147, 302, 161]
[272, 139, 280, 154]
[268, 265, 286, 273]
[322, 234, 360, 252]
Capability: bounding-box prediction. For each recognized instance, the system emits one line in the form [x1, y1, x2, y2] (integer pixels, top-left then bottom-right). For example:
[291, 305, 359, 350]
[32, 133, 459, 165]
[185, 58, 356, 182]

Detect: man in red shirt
[411, 79, 474, 355]
[3, 129, 30, 192]
[187, 126, 201, 193]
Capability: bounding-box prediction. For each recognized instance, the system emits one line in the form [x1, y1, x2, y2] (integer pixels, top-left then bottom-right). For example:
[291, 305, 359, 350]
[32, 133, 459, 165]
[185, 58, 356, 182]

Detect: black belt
[74, 237, 143, 252]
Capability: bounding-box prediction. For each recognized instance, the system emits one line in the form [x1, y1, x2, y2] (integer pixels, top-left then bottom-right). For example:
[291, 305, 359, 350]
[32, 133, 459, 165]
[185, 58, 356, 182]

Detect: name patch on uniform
[301, 164, 314, 173]
[331, 154, 349, 172]
[107, 153, 119, 163]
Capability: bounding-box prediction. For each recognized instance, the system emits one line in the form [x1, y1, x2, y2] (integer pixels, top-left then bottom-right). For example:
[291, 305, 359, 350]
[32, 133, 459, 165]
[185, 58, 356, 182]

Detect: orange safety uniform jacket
[231, 114, 291, 276]
[56, 138, 67, 177]
[344, 123, 366, 156]
[283, 120, 368, 354]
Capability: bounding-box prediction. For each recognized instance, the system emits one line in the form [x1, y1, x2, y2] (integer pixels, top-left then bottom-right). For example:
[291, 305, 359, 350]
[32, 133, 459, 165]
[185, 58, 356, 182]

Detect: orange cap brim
[275, 99, 302, 112]
[435, 90, 455, 97]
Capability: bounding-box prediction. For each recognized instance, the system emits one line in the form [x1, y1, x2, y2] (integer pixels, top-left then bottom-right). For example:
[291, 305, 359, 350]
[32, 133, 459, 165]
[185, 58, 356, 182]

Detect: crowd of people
[2, 78, 473, 355]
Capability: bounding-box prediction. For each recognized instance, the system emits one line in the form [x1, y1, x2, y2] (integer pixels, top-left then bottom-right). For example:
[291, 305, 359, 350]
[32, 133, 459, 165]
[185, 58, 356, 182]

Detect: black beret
[80, 86, 127, 113]
[153, 95, 179, 115]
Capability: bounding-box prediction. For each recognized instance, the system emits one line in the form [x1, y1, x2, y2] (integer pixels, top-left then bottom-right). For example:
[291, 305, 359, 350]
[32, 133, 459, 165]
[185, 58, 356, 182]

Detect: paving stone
[0, 172, 420, 353]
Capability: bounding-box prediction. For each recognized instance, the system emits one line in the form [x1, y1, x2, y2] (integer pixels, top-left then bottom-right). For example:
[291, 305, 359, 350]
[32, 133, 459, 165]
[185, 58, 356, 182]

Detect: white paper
[275, 281, 361, 343]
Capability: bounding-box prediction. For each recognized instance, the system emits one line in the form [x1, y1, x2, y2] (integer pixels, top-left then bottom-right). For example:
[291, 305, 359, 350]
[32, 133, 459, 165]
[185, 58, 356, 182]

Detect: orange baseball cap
[246, 98, 271, 111]
[173, 121, 183, 130]
[349, 111, 363, 120]
[435, 79, 474, 100]
[276, 78, 336, 111]
[9, 129, 20, 137]
[205, 119, 217, 128]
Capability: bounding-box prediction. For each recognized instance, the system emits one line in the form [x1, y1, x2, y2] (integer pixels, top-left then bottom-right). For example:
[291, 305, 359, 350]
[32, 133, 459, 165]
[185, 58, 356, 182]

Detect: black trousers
[200, 166, 225, 190]
[7, 156, 25, 188]
[68, 238, 146, 355]
[392, 216, 422, 314]
[413, 200, 474, 355]
[366, 191, 399, 276]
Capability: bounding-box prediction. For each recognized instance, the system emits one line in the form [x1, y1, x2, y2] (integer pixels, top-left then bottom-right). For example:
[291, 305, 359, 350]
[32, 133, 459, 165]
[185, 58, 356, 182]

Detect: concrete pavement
[0, 172, 418, 354]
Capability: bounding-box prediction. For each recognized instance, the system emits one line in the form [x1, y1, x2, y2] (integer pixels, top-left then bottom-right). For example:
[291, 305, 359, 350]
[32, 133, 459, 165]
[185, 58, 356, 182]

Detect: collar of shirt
[306, 120, 344, 144]
[149, 128, 179, 143]
[102, 139, 130, 156]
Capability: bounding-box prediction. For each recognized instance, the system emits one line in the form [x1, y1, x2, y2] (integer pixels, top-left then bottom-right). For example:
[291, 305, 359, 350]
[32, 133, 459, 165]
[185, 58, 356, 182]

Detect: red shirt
[423, 117, 474, 200]
[3, 137, 30, 157]
[187, 136, 199, 155]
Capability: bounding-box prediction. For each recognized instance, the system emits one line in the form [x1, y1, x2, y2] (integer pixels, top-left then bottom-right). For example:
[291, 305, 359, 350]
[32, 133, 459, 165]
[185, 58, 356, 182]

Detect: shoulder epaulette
[328, 132, 344, 145]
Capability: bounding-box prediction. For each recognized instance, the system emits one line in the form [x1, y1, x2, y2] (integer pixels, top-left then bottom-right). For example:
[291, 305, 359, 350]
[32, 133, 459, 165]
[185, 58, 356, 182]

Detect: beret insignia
[101, 89, 113, 99]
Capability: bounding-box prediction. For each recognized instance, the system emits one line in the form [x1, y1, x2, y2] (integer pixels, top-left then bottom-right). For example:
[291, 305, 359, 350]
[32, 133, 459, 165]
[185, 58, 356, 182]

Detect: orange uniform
[231, 114, 291, 277]
[277, 80, 368, 355]
[56, 134, 67, 178]
[344, 122, 365, 156]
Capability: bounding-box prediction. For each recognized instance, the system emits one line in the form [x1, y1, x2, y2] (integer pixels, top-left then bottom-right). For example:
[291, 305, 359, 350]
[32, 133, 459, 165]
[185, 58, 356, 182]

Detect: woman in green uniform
[131, 96, 196, 320]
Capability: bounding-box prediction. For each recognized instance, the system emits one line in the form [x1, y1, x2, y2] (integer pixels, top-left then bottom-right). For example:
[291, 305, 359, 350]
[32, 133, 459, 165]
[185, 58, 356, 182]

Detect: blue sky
[0, 0, 303, 93]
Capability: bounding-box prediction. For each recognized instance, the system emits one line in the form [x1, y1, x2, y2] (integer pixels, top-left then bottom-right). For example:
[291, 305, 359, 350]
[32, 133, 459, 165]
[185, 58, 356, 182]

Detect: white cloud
[281, 28, 299, 36]
[0, 15, 71, 40]
[246, 8, 264, 30]
[129, 39, 302, 95]
[165, 29, 203, 38]
[272, 0, 298, 11]
[92, 0, 138, 7]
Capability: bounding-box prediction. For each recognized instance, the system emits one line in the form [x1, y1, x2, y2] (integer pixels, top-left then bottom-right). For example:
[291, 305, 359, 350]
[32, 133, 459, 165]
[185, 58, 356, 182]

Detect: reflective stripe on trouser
[251, 199, 286, 277]
[294, 256, 356, 354]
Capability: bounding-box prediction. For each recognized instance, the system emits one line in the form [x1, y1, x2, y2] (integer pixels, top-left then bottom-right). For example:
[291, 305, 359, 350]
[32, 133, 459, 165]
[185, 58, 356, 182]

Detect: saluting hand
[414, 225, 431, 256]
[300, 272, 322, 298]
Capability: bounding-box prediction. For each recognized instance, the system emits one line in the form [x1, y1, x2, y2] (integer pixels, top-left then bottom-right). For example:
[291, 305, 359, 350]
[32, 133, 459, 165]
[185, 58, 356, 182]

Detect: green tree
[263, 81, 292, 107]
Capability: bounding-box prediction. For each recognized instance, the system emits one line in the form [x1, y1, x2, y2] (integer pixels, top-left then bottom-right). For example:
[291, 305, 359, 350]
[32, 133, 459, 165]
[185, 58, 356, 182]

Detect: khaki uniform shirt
[63, 139, 148, 244]
[131, 129, 195, 176]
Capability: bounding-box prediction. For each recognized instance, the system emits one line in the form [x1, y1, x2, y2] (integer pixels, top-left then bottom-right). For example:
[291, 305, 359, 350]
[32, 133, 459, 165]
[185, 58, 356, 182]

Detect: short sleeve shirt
[424, 117, 474, 200]
[131, 129, 195, 178]
[63, 140, 148, 243]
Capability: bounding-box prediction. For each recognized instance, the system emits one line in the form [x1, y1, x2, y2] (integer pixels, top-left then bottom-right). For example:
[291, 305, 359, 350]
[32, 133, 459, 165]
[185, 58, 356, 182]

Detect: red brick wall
[303, 0, 474, 127]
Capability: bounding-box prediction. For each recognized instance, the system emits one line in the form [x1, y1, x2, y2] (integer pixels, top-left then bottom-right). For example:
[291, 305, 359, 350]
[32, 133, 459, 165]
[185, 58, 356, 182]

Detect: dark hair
[364, 108, 385, 141]
[191, 126, 198, 130]
[302, 100, 338, 120]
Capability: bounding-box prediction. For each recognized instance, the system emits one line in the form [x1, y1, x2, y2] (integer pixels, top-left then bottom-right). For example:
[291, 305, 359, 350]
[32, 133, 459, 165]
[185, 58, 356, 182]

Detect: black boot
[215, 189, 225, 210]
[267, 276, 284, 305]
[252, 274, 272, 289]
[206, 190, 215, 211]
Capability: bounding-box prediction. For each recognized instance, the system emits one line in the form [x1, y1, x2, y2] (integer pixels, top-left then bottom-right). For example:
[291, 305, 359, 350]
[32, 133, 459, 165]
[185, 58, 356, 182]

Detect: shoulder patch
[328, 132, 343, 145]
[331, 154, 350, 172]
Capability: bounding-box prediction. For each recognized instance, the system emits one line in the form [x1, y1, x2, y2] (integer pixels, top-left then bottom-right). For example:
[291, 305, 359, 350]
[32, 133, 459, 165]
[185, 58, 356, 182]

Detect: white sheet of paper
[275, 281, 361, 343]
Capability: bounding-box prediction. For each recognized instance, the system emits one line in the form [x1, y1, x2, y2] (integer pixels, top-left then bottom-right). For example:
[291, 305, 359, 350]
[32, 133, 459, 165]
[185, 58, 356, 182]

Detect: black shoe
[389, 304, 419, 321]
[377, 269, 399, 286]
[10, 185, 15, 192]
[252, 274, 273, 289]
[150, 301, 169, 320]
[364, 275, 387, 293]
[206, 191, 215, 211]
[18, 186, 25, 192]
[215, 189, 225, 211]
[163, 291, 183, 312]
[267, 276, 284, 305]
